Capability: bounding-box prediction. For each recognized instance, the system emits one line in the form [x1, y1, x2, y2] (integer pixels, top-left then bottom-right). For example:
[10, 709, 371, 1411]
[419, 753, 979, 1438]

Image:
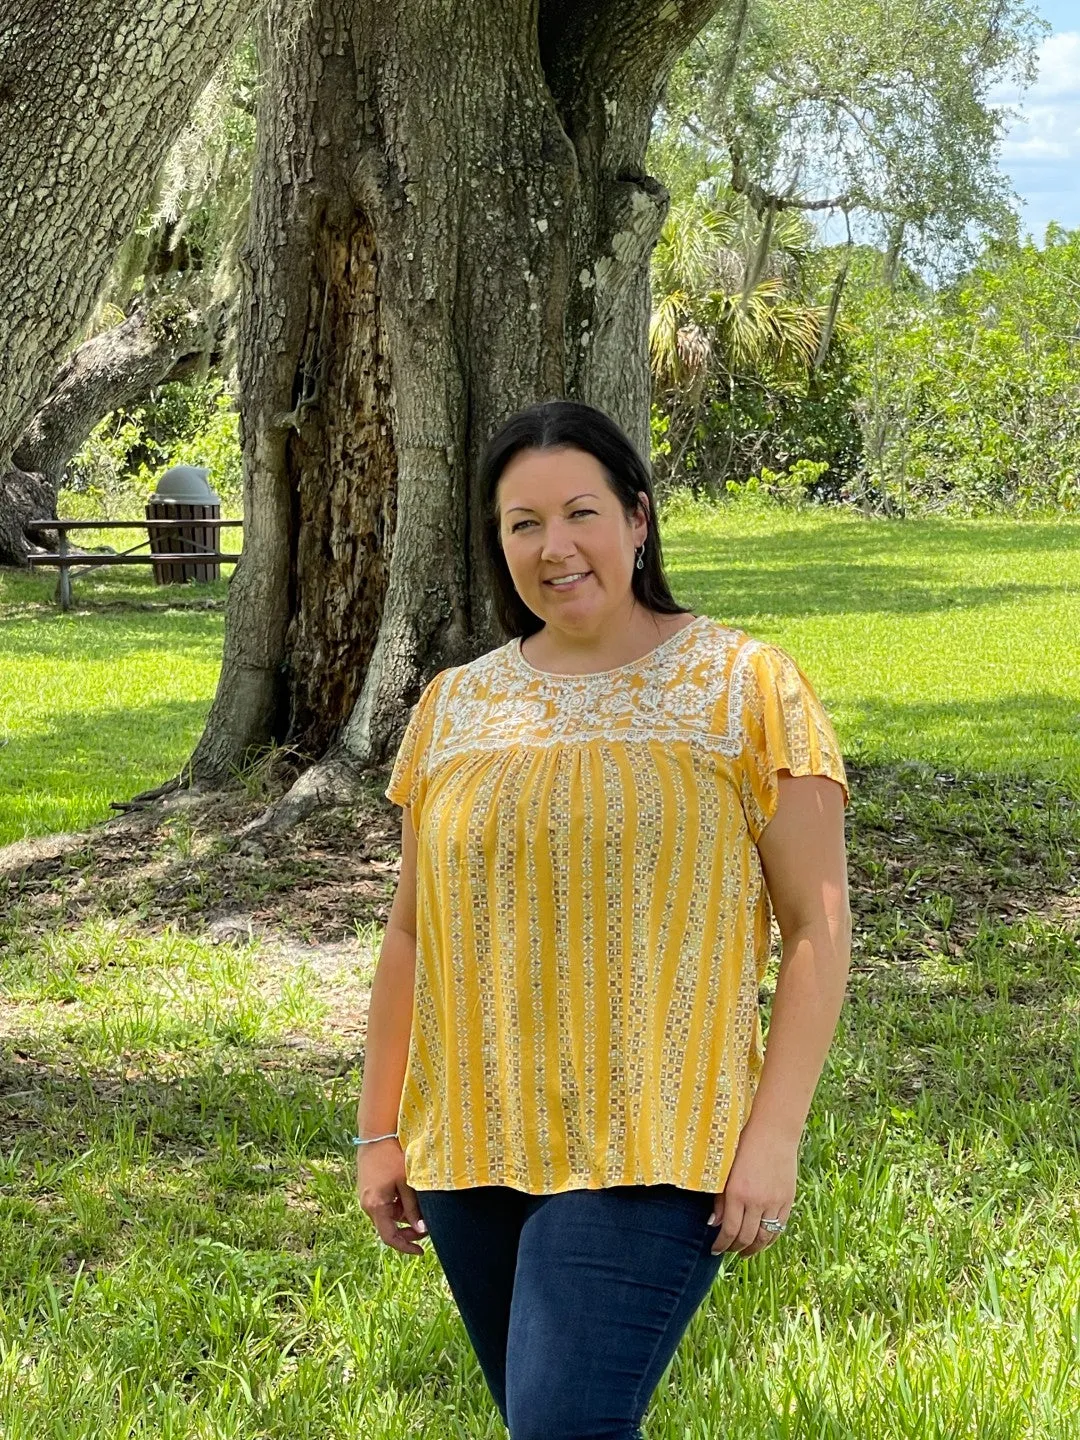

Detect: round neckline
[512, 614, 708, 678]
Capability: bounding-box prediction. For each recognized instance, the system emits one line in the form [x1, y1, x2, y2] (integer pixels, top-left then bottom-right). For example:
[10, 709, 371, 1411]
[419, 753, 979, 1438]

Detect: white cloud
[990, 29, 1080, 104]
[1031, 30, 1080, 98]
[996, 29, 1080, 232]
[1003, 135, 1072, 159]
[1001, 100, 1080, 160]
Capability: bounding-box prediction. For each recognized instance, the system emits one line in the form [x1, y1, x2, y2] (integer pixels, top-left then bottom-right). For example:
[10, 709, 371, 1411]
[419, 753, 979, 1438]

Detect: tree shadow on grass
[0, 1027, 363, 1276]
[0, 698, 215, 847]
[838, 693, 1080, 785]
[0, 695, 213, 758]
[0, 1028, 355, 1157]
[669, 517, 1078, 619]
[685, 557, 1064, 621]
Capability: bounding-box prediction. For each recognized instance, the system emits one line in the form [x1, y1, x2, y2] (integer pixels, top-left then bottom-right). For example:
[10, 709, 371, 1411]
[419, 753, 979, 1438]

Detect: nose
[538, 522, 579, 561]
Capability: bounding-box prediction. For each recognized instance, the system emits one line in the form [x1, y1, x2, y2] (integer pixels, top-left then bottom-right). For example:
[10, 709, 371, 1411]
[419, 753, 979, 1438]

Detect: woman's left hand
[708, 1120, 799, 1257]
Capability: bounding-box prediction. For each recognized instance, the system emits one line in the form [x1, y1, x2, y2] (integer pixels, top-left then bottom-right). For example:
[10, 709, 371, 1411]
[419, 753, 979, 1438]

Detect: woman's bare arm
[356, 806, 419, 1138]
[709, 770, 850, 1255]
[749, 770, 852, 1143]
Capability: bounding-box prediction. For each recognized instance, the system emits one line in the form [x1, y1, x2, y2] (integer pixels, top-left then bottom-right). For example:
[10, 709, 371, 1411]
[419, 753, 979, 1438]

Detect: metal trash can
[146, 465, 221, 584]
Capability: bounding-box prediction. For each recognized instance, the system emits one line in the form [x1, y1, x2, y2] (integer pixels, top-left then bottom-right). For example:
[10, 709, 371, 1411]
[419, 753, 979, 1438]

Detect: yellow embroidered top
[384, 615, 847, 1195]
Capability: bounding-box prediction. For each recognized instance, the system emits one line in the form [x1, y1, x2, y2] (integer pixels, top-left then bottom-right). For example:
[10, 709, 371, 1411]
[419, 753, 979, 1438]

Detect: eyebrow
[506, 492, 599, 514]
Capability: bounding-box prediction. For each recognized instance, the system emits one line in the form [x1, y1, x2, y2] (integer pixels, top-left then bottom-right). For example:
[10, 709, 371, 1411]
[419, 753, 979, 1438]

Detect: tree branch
[12, 298, 226, 487]
[728, 139, 852, 216]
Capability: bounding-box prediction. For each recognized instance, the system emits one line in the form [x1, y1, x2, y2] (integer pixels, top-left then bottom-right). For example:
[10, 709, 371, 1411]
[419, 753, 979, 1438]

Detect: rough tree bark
[0, 468, 53, 570]
[189, 0, 725, 826]
[0, 0, 258, 557]
[0, 300, 225, 561]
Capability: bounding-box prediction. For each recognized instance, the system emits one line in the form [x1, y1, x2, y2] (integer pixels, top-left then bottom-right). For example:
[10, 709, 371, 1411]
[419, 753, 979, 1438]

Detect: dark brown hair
[481, 399, 692, 638]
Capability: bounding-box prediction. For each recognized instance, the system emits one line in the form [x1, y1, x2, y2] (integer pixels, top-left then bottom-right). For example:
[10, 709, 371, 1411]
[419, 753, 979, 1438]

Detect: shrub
[66, 376, 242, 518]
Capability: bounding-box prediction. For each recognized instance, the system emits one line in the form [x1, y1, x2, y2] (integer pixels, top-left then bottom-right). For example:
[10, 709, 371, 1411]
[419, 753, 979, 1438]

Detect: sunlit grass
[0, 530, 239, 845]
[660, 501, 1080, 787]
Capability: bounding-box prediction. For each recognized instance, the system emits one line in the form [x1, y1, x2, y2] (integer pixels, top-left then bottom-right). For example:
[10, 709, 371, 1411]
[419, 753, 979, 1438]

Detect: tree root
[239, 749, 368, 837]
[110, 767, 200, 811]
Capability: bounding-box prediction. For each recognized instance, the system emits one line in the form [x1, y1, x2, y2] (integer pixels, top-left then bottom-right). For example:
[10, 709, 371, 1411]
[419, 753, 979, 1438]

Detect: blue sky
[995, 0, 1080, 238]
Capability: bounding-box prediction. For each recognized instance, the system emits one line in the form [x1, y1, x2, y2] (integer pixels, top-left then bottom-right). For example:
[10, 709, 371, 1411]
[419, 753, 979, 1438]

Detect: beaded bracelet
[352, 1131, 399, 1146]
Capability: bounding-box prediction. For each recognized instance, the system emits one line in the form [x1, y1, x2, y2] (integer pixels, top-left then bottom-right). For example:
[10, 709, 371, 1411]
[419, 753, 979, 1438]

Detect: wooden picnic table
[28, 517, 243, 612]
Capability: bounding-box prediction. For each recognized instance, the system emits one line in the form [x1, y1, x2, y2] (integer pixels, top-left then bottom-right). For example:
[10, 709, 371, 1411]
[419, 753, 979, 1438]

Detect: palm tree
[649, 185, 829, 490]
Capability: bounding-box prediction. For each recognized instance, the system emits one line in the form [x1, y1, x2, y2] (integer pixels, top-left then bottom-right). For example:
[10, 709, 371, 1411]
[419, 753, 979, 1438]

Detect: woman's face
[496, 446, 648, 628]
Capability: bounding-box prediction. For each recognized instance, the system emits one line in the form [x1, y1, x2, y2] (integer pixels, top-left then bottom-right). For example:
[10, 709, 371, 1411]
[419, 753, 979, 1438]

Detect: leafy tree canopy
[655, 0, 1046, 274]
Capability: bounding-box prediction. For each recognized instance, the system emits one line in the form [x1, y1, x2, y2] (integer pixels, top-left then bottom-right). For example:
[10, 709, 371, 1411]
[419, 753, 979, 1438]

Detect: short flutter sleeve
[738, 643, 848, 842]
[385, 670, 445, 813]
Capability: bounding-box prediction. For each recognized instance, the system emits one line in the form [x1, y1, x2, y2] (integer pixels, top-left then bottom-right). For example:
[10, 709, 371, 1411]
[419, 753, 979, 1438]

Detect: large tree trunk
[0, 467, 53, 569]
[191, 0, 723, 819]
[0, 0, 257, 481]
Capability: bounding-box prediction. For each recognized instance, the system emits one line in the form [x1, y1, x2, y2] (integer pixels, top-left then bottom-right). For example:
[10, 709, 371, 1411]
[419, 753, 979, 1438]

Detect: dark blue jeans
[415, 1183, 724, 1439]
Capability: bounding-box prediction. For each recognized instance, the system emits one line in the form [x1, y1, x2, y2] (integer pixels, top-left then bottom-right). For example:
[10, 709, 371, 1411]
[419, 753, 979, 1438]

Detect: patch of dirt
[843, 761, 1079, 966]
[0, 767, 404, 950]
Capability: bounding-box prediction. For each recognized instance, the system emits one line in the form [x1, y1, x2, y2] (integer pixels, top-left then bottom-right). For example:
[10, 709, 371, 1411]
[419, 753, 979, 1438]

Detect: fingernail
[706, 1211, 717, 1226]
[415, 1219, 427, 1233]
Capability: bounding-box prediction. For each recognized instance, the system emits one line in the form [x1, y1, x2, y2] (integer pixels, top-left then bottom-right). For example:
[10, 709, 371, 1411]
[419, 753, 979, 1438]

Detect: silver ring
[759, 1218, 786, 1234]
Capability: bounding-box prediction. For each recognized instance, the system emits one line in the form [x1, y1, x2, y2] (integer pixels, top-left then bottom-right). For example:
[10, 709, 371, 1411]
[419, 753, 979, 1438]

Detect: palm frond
[649, 290, 689, 383]
[651, 181, 827, 385]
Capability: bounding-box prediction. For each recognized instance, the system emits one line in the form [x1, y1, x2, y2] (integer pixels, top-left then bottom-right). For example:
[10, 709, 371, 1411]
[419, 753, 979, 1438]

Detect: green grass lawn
[661, 501, 1080, 787]
[0, 502, 1078, 1437]
[0, 526, 240, 846]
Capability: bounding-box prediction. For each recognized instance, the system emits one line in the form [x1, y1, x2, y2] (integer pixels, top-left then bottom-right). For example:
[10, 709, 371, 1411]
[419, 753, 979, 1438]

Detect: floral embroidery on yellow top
[384, 615, 848, 1195]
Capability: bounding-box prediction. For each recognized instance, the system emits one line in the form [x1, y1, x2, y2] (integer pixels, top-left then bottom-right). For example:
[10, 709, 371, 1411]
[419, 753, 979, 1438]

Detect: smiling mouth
[544, 572, 591, 587]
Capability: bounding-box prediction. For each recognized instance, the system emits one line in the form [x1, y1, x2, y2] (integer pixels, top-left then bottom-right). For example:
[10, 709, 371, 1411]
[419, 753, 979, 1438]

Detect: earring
[635, 543, 645, 571]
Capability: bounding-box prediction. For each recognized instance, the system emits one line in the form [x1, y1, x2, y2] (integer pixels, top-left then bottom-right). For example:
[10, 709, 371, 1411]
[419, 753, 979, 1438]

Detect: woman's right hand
[356, 1139, 428, 1255]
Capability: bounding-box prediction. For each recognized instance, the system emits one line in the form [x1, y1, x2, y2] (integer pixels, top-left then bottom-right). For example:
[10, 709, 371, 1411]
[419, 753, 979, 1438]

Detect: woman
[356, 399, 851, 1439]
